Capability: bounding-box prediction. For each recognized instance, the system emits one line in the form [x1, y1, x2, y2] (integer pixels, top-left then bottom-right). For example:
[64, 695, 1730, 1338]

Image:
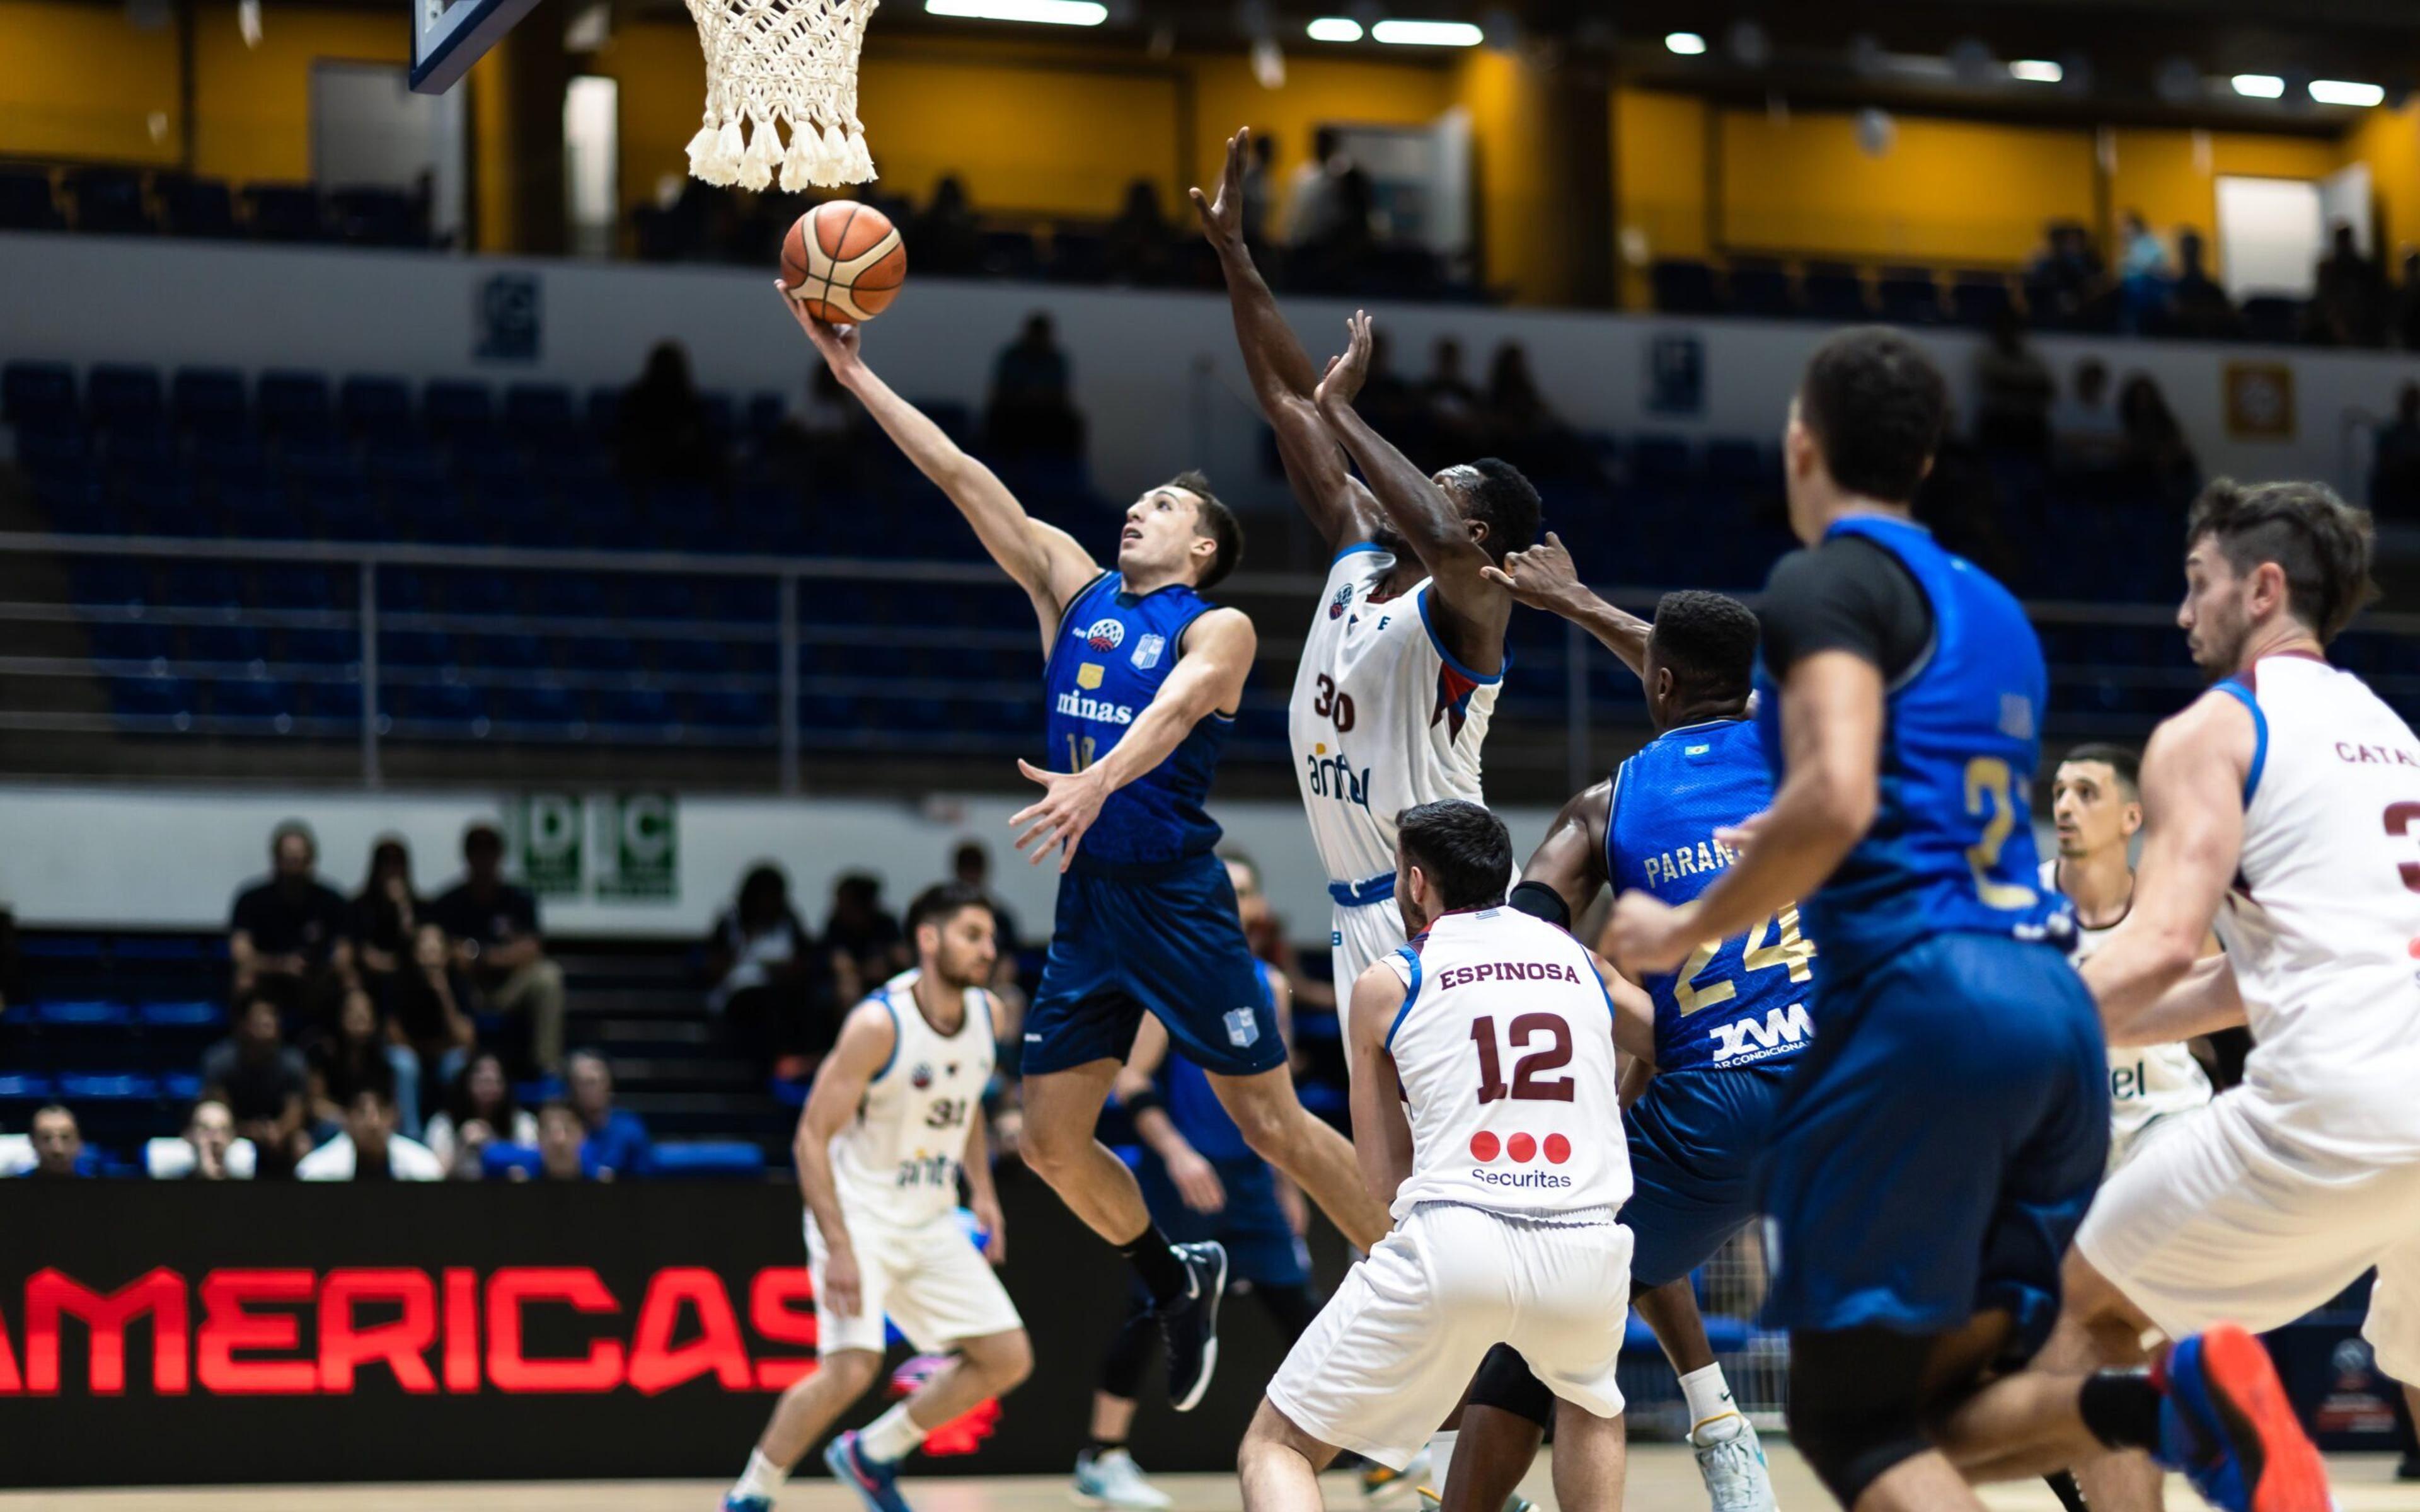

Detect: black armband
[1121, 1086, 1166, 1121]
[1507, 879, 1573, 931]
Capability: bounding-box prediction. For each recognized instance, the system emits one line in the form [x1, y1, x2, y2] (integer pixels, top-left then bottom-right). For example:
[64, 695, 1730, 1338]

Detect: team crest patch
[911, 1063, 933, 1089]
[1131, 633, 1165, 670]
[1076, 663, 1104, 690]
[1223, 1007, 1260, 1049]
[1328, 583, 1354, 621]
[1084, 617, 1126, 652]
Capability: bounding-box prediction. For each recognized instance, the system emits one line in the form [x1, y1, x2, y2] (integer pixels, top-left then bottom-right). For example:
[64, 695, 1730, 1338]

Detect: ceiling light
[1371, 19, 1482, 46]
[1665, 31, 1707, 56]
[1306, 16, 1361, 42]
[2310, 79, 2385, 107]
[2009, 59, 2062, 83]
[923, 0, 1107, 24]
[2230, 74, 2285, 98]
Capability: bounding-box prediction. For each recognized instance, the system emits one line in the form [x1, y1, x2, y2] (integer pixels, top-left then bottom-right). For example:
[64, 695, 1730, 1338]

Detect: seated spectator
[2117, 374, 2201, 510]
[351, 835, 423, 1001]
[950, 840, 1023, 981]
[488, 1100, 603, 1182]
[431, 823, 565, 1072]
[1239, 129, 1277, 251]
[1419, 337, 1485, 463]
[1354, 326, 1420, 439]
[229, 820, 355, 1019]
[2027, 219, 2106, 326]
[2396, 250, 2420, 352]
[2054, 358, 2125, 467]
[1285, 127, 1376, 290]
[148, 1099, 253, 1180]
[984, 312, 1085, 459]
[706, 862, 822, 1072]
[1103, 178, 1174, 285]
[2373, 382, 2420, 522]
[296, 1084, 444, 1181]
[2116, 210, 2170, 334]
[566, 1049, 652, 1179]
[616, 340, 723, 489]
[202, 991, 312, 1175]
[1485, 341, 1587, 478]
[28, 1104, 86, 1179]
[424, 1050, 538, 1180]
[912, 175, 982, 277]
[389, 922, 476, 1093]
[1973, 309, 2054, 457]
[2169, 229, 2238, 340]
[2315, 220, 2388, 347]
[309, 987, 424, 1141]
[824, 871, 908, 1007]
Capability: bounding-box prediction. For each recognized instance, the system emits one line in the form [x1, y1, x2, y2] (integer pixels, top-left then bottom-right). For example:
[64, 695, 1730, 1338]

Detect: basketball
[781, 200, 907, 324]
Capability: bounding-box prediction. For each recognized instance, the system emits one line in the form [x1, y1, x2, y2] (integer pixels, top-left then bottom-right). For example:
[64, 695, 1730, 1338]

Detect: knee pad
[1466, 1343, 1556, 1430]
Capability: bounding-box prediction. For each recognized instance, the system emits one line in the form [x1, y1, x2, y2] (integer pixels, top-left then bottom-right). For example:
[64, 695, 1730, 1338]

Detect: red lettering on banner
[0, 1300, 21, 1393]
[319, 1269, 437, 1393]
[442, 1268, 480, 1394]
[25, 1268, 189, 1395]
[750, 1268, 817, 1390]
[485, 1267, 625, 1392]
[197, 1269, 316, 1394]
[626, 1268, 752, 1395]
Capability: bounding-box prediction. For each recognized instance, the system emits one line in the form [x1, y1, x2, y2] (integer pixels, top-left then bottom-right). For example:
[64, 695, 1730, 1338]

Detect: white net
[683, 0, 878, 192]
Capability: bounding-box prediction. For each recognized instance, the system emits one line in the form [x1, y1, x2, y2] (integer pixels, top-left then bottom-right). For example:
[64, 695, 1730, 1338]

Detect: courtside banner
[0, 1178, 1305, 1487]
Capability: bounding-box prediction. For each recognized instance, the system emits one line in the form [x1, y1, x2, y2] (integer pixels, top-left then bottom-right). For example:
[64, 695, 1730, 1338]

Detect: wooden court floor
[4, 1450, 2416, 1512]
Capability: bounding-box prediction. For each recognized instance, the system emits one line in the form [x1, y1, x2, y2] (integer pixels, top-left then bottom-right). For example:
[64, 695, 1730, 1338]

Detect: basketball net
[684, 0, 877, 191]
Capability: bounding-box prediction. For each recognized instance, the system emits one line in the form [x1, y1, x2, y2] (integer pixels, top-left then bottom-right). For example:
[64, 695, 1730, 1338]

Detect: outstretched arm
[1482, 533, 1651, 680]
[1010, 607, 1257, 870]
[781, 293, 1098, 650]
[1315, 311, 1509, 675]
[1192, 128, 1379, 551]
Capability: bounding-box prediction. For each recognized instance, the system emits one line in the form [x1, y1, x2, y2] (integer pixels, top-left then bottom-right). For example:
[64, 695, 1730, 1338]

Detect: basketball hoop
[684, 0, 878, 192]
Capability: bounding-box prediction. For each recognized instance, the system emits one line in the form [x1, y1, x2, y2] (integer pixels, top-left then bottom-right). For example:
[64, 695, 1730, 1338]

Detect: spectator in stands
[2117, 373, 2201, 510]
[28, 1104, 84, 1179]
[1239, 129, 1277, 251]
[0, 903, 18, 1015]
[536, 1099, 598, 1181]
[229, 820, 355, 1017]
[1286, 127, 1350, 249]
[1354, 326, 1420, 440]
[171, 1099, 242, 1181]
[1485, 341, 1587, 479]
[1103, 179, 1175, 286]
[913, 175, 983, 277]
[2054, 357, 2125, 467]
[1419, 336, 1484, 463]
[1972, 309, 2054, 457]
[2027, 220, 2104, 326]
[950, 840, 1022, 973]
[2116, 210, 2170, 334]
[432, 823, 565, 1072]
[2315, 220, 2388, 347]
[350, 835, 422, 1004]
[296, 1084, 443, 1181]
[1285, 127, 1378, 292]
[616, 340, 723, 489]
[2395, 250, 2420, 352]
[705, 862, 821, 1072]
[984, 312, 1085, 459]
[2168, 229, 2238, 340]
[565, 1050, 651, 1179]
[2371, 382, 2420, 522]
[824, 871, 909, 1007]
[389, 922, 476, 1094]
[424, 1050, 537, 1180]
[309, 986, 425, 1141]
[202, 990, 311, 1175]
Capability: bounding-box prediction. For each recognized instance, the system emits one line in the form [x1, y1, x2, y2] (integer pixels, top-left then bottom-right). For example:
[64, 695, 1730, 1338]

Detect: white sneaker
[1690, 1414, 1780, 1512]
[1363, 1448, 1431, 1506]
[1073, 1448, 1173, 1511]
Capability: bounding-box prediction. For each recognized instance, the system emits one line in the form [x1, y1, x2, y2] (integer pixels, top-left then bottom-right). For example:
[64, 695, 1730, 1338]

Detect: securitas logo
[1328, 583, 1354, 621]
[1083, 618, 1126, 653]
[1055, 691, 1136, 726]
[1467, 1130, 1576, 1190]
[1708, 1004, 1814, 1065]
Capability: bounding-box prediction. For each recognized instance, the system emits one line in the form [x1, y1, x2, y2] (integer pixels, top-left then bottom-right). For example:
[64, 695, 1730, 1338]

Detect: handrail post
[1565, 618, 1589, 795]
[778, 571, 800, 796]
[359, 558, 382, 789]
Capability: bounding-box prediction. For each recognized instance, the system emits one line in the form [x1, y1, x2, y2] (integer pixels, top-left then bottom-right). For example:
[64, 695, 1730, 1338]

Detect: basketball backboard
[410, 0, 544, 94]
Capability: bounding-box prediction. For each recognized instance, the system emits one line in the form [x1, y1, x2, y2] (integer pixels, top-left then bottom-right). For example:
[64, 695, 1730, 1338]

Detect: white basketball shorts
[805, 1210, 1023, 1357]
[1332, 899, 1408, 1008]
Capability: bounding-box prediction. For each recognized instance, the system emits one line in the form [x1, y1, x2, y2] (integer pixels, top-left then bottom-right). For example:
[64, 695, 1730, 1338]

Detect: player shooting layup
[786, 299, 1390, 1421]
[1194, 129, 1538, 996]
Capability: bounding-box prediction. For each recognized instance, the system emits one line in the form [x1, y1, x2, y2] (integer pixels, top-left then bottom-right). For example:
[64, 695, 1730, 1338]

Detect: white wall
[1, 234, 2409, 510]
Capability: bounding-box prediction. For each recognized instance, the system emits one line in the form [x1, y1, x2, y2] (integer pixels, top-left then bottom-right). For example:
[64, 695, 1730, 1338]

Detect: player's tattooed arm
[1191, 127, 1381, 551]
[1481, 534, 1651, 680]
[1316, 310, 1509, 673]
[1521, 779, 1615, 920]
[1011, 607, 1257, 871]
[2085, 692, 2254, 1041]
[785, 297, 1098, 647]
[1345, 963, 1415, 1211]
[1610, 651, 1881, 974]
[790, 998, 899, 1316]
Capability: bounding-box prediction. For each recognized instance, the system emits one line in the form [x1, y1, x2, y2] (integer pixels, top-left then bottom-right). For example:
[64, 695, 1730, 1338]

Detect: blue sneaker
[721, 1498, 771, 1512]
[824, 1430, 913, 1512]
[2157, 1326, 2331, 1512]
[1157, 1240, 1228, 1412]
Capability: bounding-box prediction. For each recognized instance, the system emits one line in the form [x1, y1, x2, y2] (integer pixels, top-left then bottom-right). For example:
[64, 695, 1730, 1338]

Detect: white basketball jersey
[2043, 859, 2213, 1139]
[829, 972, 996, 1230]
[2216, 655, 2420, 1155]
[1291, 549, 1501, 888]
[1381, 908, 1629, 1223]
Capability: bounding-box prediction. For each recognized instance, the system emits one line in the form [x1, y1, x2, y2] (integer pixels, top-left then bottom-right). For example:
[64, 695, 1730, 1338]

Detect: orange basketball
[781, 200, 907, 324]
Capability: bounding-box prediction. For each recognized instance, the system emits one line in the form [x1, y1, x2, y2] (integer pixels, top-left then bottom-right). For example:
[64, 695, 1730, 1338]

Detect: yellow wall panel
[2342, 103, 2420, 260]
[852, 54, 1178, 215]
[1187, 53, 1455, 213]
[1614, 89, 1708, 304]
[190, 1, 409, 184]
[0, 0, 181, 166]
[2107, 128, 2342, 255]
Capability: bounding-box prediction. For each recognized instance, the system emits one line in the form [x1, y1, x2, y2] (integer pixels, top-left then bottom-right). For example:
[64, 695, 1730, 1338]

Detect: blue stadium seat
[139, 1000, 222, 1031]
[328, 187, 421, 247]
[0, 168, 64, 231]
[88, 622, 175, 665]
[659, 638, 733, 677]
[0, 1074, 55, 1106]
[212, 675, 295, 724]
[162, 562, 246, 609]
[88, 364, 164, 430]
[594, 686, 677, 731]
[35, 999, 133, 1028]
[1651, 260, 1722, 315]
[424, 379, 495, 439]
[2, 360, 77, 427]
[691, 689, 774, 733]
[562, 635, 640, 672]
[1630, 434, 1697, 488]
[159, 1071, 204, 1102]
[245, 183, 326, 242]
[185, 623, 265, 663]
[585, 386, 622, 437]
[504, 383, 579, 438]
[111, 674, 194, 724]
[57, 1072, 159, 1101]
[339, 375, 416, 439]
[158, 176, 237, 238]
[257, 369, 335, 439]
[281, 627, 362, 666]
[649, 1140, 768, 1180]
[1726, 260, 1795, 318]
[1950, 273, 2014, 328]
[255, 564, 341, 609]
[502, 684, 585, 732]
[472, 633, 549, 671]
[625, 578, 696, 619]
[171, 367, 247, 433]
[66, 168, 153, 235]
[1876, 267, 1944, 325]
[1802, 264, 1872, 321]
[2241, 296, 2304, 345]
[381, 631, 454, 667]
[304, 680, 365, 723]
[389, 682, 487, 728]
[980, 229, 1042, 279]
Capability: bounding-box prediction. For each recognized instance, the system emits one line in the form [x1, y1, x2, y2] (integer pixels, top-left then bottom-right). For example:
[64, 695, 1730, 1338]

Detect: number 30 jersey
[1380, 907, 1629, 1223]
[1290, 547, 1502, 890]
[829, 971, 996, 1231]
[1608, 717, 1818, 1073]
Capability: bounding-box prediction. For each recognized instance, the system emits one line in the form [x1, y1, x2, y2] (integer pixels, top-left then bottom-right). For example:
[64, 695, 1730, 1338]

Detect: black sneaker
[1156, 1240, 1228, 1412]
[2397, 1452, 2420, 1482]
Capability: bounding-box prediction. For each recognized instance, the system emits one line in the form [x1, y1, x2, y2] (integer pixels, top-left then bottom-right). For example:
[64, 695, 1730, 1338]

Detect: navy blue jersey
[1753, 517, 2067, 982]
[1153, 959, 1274, 1164]
[1608, 718, 1816, 1072]
[1042, 571, 1235, 869]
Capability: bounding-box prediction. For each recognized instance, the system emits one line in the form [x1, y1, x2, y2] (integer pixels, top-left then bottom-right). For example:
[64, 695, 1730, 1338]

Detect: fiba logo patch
[1328, 583, 1354, 621]
[1084, 618, 1126, 652]
[911, 1063, 934, 1090]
